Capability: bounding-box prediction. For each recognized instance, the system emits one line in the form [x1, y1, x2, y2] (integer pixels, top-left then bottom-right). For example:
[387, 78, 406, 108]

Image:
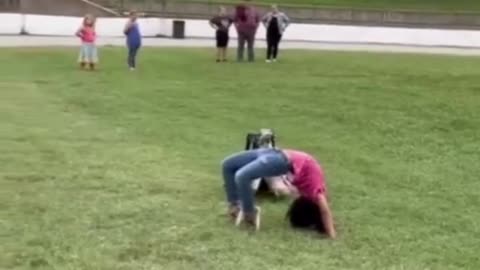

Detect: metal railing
[80, 0, 121, 16]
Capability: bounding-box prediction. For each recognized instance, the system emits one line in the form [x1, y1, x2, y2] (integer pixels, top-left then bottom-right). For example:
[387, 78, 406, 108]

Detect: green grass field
[1, 47, 480, 270]
[190, 0, 480, 12]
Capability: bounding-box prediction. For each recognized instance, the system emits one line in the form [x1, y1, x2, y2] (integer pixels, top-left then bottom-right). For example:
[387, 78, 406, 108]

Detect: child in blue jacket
[124, 11, 142, 70]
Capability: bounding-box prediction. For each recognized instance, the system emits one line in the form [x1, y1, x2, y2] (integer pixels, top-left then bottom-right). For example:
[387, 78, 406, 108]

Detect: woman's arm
[317, 193, 336, 239]
[232, 9, 239, 24]
[75, 26, 83, 37]
[261, 13, 269, 26]
[255, 10, 261, 25]
[123, 20, 132, 35]
[209, 18, 218, 30]
[281, 13, 291, 30]
[269, 175, 299, 198]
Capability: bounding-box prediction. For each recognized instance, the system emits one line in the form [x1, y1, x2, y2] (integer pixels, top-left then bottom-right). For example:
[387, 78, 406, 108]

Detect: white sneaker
[235, 210, 244, 226]
[237, 206, 261, 231]
[266, 59, 271, 63]
[252, 206, 261, 231]
[129, 67, 135, 71]
[273, 59, 277, 62]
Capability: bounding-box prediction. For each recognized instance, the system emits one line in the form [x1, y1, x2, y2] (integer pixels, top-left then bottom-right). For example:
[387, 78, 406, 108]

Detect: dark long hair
[286, 197, 326, 234]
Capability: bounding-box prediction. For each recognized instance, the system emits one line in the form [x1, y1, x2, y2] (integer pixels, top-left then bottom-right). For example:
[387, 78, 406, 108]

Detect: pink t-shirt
[79, 26, 96, 43]
[284, 149, 326, 202]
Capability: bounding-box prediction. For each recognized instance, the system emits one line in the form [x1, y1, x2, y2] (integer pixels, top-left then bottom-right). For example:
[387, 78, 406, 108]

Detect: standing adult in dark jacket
[233, 0, 260, 62]
[210, 6, 234, 62]
[262, 5, 290, 63]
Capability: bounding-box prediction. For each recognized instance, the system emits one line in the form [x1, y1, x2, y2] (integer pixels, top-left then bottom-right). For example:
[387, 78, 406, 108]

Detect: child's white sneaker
[237, 206, 261, 231]
[234, 210, 244, 226]
[247, 206, 261, 231]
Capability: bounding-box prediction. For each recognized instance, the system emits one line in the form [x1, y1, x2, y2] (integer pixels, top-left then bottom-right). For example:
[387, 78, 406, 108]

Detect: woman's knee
[233, 169, 241, 182]
[221, 156, 233, 171]
[234, 169, 249, 186]
[221, 152, 241, 171]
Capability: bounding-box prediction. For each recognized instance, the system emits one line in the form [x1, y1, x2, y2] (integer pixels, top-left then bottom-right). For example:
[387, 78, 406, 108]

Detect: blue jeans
[127, 43, 140, 68]
[221, 148, 291, 213]
[78, 43, 98, 63]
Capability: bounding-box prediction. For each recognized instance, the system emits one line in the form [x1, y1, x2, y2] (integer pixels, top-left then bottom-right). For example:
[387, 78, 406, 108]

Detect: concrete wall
[3, 13, 480, 48]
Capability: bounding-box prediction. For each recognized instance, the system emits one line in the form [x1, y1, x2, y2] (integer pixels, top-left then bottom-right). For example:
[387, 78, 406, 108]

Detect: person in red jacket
[221, 147, 336, 239]
[233, 0, 260, 62]
[76, 14, 97, 70]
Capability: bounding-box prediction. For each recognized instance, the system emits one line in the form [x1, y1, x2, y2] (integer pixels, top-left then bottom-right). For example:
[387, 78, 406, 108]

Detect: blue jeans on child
[222, 148, 291, 214]
[78, 42, 98, 63]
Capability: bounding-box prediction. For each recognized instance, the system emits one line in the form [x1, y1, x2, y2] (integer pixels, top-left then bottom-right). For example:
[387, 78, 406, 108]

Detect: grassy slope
[1, 48, 480, 270]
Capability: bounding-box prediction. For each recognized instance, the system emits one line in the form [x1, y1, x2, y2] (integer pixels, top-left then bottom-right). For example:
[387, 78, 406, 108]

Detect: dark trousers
[237, 32, 255, 62]
[128, 44, 140, 68]
[266, 32, 282, 60]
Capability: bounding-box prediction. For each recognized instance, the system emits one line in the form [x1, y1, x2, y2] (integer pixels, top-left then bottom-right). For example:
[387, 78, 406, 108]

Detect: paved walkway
[1, 36, 480, 56]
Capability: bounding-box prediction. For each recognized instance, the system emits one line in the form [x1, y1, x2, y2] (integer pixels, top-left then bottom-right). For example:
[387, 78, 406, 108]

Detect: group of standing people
[209, 2, 290, 63]
[75, 2, 289, 69]
[76, 11, 142, 71]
